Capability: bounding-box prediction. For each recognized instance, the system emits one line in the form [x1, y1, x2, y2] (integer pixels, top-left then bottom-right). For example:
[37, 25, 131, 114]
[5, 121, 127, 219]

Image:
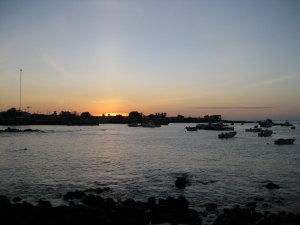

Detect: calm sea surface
[1, 123, 300, 212]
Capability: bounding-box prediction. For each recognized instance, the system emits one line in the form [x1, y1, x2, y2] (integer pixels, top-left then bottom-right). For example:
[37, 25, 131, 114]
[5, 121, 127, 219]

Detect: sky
[1, 0, 300, 120]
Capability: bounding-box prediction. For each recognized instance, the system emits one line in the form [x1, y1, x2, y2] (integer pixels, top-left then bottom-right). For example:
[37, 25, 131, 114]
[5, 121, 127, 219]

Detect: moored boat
[280, 120, 293, 127]
[258, 129, 273, 137]
[218, 131, 237, 139]
[141, 122, 161, 128]
[258, 119, 273, 128]
[128, 123, 140, 127]
[185, 126, 197, 131]
[196, 123, 234, 131]
[274, 138, 295, 145]
[245, 127, 262, 132]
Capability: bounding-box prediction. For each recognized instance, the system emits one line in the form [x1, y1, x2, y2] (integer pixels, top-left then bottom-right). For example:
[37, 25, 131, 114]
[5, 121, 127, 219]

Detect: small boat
[258, 119, 273, 128]
[274, 138, 295, 145]
[245, 127, 262, 132]
[291, 126, 296, 130]
[258, 130, 273, 137]
[280, 120, 292, 127]
[128, 123, 140, 127]
[196, 123, 234, 131]
[185, 126, 197, 131]
[141, 122, 161, 128]
[218, 131, 237, 139]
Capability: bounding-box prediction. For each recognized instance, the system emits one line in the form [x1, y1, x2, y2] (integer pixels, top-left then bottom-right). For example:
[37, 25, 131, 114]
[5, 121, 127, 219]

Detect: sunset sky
[1, 0, 300, 120]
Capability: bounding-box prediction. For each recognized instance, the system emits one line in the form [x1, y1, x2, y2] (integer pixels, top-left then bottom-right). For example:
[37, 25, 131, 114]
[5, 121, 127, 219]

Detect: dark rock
[24, 129, 40, 132]
[206, 203, 218, 211]
[262, 203, 270, 208]
[0, 127, 41, 132]
[103, 187, 110, 192]
[20, 201, 33, 208]
[245, 202, 256, 208]
[214, 206, 263, 225]
[175, 176, 190, 189]
[266, 182, 280, 189]
[123, 198, 136, 208]
[147, 197, 156, 208]
[63, 190, 86, 200]
[175, 195, 189, 210]
[1, 193, 300, 225]
[184, 208, 202, 225]
[150, 196, 193, 225]
[163, 195, 189, 210]
[81, 194, 104, 209]
[95, 187, 104, 194]
[12, 196, 22, 202]
[158, 198, 167, 207]
[165, 196, 175, 207]
[199, 211, 208, 217]
[0, 195, 11, 208]
[85, 187, 110, 194]
[38, 199, 52, 208]
[105, 197, 116, 209]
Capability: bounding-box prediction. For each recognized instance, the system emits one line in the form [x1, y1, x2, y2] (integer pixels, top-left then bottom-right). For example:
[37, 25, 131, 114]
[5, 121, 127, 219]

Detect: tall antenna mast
[19, 68, 22, 111]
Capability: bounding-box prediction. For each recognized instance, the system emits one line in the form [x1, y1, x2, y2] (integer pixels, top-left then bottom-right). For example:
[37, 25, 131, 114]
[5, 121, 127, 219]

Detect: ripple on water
[0, 123, 300, 213]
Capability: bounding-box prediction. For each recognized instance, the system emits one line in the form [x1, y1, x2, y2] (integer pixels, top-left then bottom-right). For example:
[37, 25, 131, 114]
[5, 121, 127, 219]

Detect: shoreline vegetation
[0, 108, 254, 126]
[1, 188, 299, 225]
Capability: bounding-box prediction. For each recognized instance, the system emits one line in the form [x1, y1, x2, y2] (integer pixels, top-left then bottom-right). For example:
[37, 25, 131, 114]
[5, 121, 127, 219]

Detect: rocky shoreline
[0, 127, 42, 133]
[1, 187, 299, 225]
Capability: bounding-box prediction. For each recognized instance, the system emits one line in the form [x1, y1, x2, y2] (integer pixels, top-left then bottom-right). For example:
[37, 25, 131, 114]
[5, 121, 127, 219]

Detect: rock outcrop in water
[266, 182, 280, 189]
[0, 127, 41, 132]
[0, 192, 300, 225]
[212, 205, 300, 225]
[175, 176, 191, 189]
[0, 194, 202, 225]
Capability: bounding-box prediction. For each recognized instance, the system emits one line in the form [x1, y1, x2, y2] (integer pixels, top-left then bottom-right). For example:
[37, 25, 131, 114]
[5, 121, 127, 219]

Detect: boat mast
[19, 68, 22, 111]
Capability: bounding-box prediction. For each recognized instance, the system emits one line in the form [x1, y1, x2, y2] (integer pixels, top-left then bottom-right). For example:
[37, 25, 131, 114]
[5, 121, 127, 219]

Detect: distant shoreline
[0, 120, 255, 126]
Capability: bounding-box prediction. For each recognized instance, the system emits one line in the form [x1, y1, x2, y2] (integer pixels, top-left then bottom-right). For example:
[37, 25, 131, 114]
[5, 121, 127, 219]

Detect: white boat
[185, 126, 197, 131]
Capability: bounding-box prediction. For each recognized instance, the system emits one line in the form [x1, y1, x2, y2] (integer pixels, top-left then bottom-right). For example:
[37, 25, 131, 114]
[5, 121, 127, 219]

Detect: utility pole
[19, 68, 22, 111]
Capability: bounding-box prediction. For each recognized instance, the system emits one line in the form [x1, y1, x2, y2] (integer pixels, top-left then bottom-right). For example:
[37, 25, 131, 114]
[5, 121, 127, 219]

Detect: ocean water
[0, 123, 299, 212]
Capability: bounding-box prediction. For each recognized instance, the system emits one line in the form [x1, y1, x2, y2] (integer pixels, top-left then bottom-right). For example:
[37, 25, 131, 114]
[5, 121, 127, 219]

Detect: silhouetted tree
[80, 112, 92, 118]
[4, 108, 18, 118]
[154, 112, 167, 118]
[149, 114, 155, 119]
[128, 111, 143, 122]
[59, 111, 75, 119]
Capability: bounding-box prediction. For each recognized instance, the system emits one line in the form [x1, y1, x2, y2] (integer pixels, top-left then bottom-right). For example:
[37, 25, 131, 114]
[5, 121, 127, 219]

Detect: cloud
[41, 54, 67, 76]
[196, 106, 275, 110]
[250, 74, 300, 88]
